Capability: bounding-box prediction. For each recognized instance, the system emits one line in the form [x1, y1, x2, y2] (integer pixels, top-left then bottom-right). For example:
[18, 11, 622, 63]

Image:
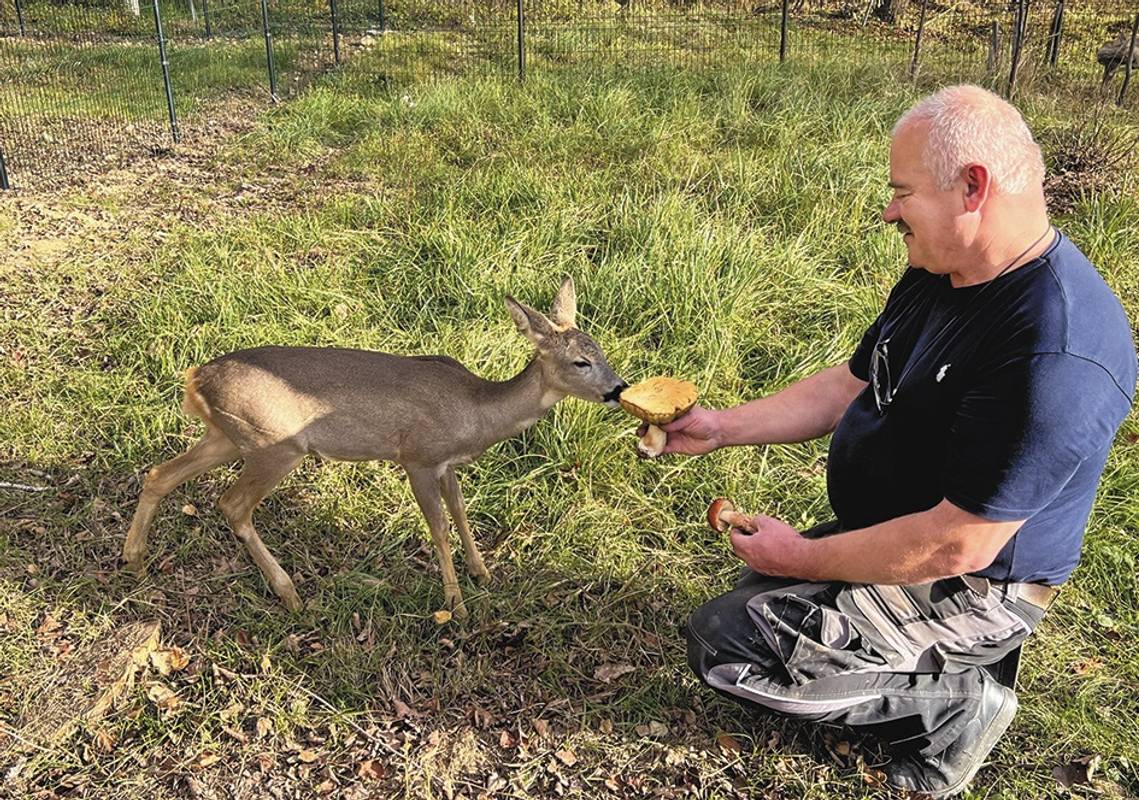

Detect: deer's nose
[602, 382, 628, 404]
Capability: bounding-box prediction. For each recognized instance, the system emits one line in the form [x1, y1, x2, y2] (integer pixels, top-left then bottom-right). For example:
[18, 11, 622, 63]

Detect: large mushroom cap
[619, 377, 698, 425]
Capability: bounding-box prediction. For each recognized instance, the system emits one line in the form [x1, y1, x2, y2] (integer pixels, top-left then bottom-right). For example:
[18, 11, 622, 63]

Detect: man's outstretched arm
[660, 362, 866, 455]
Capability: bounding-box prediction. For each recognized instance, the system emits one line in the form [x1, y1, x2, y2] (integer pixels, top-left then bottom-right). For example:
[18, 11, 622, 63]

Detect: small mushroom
[707, 497, 755, 534]
[707, 498, 736, 532]
[619, 376, 698, 458]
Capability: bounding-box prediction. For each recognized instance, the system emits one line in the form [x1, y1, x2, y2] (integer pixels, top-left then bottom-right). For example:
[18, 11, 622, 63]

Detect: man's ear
[548, 276, 577, 330]
[505, 296, 556, 348]
[961, 163, 992, 213]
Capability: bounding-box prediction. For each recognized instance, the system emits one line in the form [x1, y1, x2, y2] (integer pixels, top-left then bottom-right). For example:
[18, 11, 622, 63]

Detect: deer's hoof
[278, 587, 303, 612]
[470, 565, 491, 585]
[121, 554, 147, 577]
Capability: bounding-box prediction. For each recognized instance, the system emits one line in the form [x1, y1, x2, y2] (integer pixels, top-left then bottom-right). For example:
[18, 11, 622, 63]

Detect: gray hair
[893, 85, 1045, 195]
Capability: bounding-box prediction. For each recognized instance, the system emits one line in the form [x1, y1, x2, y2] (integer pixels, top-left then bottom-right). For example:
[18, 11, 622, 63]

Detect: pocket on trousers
[750, 591, 886, 685]
[836, 578, 1032, 673]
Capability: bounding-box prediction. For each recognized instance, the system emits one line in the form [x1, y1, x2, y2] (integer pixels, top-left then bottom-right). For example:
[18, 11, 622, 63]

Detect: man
[663, 85, 1136, 797]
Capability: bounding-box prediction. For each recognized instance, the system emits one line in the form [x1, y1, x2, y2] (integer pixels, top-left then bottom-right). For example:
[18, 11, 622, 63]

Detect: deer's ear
[506, 296, 556, 348]
[548, 276, 577, 330]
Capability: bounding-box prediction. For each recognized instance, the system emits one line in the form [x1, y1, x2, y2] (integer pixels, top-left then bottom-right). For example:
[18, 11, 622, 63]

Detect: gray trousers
[685, 522, 1046, 756]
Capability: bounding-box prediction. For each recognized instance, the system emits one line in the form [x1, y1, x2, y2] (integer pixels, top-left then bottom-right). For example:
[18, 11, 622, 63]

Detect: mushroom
[707, 497, 755, 534]
[619, 376, 698, 458]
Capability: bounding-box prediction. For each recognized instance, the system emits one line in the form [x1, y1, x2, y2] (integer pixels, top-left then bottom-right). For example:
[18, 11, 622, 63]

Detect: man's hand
[728, 514, 812, 579]
[637, 404, 723, 456]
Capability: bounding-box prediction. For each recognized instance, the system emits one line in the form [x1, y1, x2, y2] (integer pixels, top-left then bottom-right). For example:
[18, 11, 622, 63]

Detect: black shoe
[885, 672, 1018, 798]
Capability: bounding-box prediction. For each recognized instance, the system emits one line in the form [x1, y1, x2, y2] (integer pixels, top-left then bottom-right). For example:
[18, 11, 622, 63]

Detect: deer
[121, 278, 627, 619]
[1097, 31, 1139, 86]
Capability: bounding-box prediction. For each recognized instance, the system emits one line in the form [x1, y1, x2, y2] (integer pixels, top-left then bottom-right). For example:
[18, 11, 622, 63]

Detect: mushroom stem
[638, 424, 667, 458]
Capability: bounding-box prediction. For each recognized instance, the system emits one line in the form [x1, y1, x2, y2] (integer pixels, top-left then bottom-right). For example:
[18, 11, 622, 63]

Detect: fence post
[202, 0, 212, 38]
[1007, 0, 1025, 96]
[14, 0, 25, 35]
[151, 0, 180, 144]
[986, 19, 1000, 78]
[1045, 0, 1063, 68]
[1118, 12, 1139, 107]
[908, 0, 927, 80]
[260, 0, 278, 100]
[779, 0, 789, 62]
[378, 0, 385, 31]
[0, 148, 9, 190]
[516, 0, 525, 81]
[329, 0, 341, 64]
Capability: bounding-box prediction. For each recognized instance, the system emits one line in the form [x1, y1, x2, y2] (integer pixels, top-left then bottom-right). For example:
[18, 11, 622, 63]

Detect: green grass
[2, 42, 1139, 800]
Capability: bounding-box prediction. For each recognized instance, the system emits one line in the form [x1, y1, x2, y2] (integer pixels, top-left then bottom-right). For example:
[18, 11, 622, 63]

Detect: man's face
[881, 122, 968, 275]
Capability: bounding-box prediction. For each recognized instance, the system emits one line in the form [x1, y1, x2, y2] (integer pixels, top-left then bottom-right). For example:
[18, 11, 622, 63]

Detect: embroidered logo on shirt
[936, 363, 951, 383]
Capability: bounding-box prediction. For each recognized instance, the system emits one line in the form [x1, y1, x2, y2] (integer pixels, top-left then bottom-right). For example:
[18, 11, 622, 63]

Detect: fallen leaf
[555, 749, 578, 767]
[1073, 658, 1104, 675]
[532, 718, 550, 738]
[181, 503, 198, 517]
[220, 702, 244, 722]
[716, 732, 741, 754]
[1053, 754, 1100, 789]
[146, 683, 180, 710]
[298, 749, 319, 763]
[499, 730, 516, 749]
[393, 699, 413, 719]
[256, 717, 273, 739]
[260, 652, 272, 673]
[835, 740, 851, 756]
[433, 610, 452, 625]
[195, 752, 220, 769]
[470, 704, 494, 729]
[223, 725, 248, 744]
[94, 729, 115, 753]
[635, 721, 668, 738]
[357, 760, 385, 781]
[593, 662, 635, 683]
[150, 647, 190, 676]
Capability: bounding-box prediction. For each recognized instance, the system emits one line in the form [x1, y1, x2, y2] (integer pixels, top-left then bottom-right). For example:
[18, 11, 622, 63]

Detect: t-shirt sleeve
[943, 352, 1128, 521]
[849, 313, 882, 382]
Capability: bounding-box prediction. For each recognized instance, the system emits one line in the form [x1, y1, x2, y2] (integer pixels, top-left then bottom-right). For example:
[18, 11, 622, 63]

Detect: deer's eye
[574, 360, 592, 369]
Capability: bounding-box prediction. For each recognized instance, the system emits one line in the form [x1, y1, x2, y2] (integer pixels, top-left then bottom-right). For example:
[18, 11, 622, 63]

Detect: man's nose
[882, 200, 899, 223]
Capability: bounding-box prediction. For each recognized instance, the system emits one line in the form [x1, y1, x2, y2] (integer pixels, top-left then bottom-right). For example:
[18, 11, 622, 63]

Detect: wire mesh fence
[2, 0, 1137, 189]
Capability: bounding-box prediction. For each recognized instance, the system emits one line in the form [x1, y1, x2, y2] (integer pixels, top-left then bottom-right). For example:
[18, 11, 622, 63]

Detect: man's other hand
[729, 514, 811, 579]
[636, 404, 723, 455]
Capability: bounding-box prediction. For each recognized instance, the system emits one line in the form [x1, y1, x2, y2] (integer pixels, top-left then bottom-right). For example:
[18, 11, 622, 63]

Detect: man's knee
[685, 589, 761, 682]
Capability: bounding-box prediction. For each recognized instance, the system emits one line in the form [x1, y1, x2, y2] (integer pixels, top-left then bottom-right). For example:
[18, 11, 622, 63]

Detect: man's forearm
[718, 363, 865, 447]
[791, 501, 1023, 585]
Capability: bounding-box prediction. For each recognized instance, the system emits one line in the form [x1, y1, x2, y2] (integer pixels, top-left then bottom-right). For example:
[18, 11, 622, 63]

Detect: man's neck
[947, 212, 1054, 288]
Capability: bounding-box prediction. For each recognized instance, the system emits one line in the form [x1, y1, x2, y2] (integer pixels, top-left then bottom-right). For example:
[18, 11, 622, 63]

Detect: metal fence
[1, 0, 1137, 190]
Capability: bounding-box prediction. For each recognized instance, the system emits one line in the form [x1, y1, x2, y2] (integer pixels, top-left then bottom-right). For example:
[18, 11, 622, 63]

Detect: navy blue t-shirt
[828, 231, 1136, 585]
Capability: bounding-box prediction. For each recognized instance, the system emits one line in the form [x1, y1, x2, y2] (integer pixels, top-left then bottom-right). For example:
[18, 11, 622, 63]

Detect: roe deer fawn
[122, 278, 626, 618]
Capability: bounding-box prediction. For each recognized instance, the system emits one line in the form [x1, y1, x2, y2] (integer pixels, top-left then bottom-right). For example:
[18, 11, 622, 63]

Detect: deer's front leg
[407, 467, 468, 619]
[439, 466, 490, 585]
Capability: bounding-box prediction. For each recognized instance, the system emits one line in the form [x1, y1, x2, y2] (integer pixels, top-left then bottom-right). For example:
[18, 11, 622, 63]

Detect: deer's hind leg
[217, 446, 305, 611]
[408, 467, 468, 619]
[123, 424, 241, 573]
[439, 466, 490, 585]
